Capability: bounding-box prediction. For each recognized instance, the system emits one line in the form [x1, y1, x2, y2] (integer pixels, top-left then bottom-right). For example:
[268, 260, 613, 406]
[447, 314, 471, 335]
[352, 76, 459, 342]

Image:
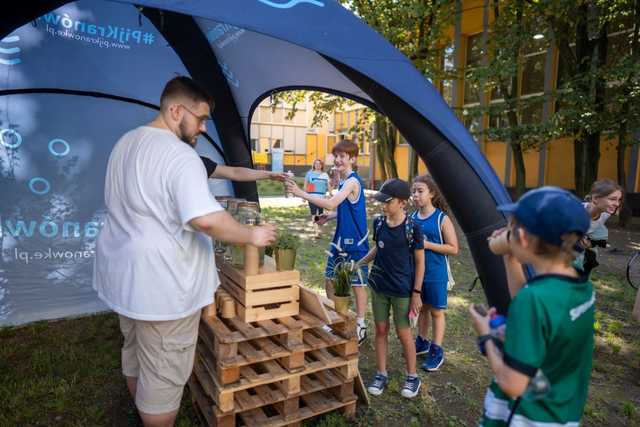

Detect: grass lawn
[256, 176, 305, 197]
[1, 202, 639, 426]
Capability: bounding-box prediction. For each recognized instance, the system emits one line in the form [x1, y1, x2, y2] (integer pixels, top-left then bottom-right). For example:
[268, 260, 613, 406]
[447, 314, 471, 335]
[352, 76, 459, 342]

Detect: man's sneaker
[356, 322, 368, 346]
[400, 375, 422, 398]
[367, 373, 388, 396]
[422, 343, 444, 371]
[415, 336, 431, 356]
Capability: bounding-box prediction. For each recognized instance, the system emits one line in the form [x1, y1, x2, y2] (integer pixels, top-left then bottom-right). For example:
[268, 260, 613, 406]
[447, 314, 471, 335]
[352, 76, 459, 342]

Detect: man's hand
[269, 172, 289, 181]
[314, 213, 330, 225]
[410, 293, 422, 315]
[469, 304, 494, 336]
[249, 224, 277, 247]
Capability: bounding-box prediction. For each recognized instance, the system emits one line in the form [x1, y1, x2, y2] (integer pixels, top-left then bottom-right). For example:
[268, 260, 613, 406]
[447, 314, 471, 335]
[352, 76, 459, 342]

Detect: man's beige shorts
[119, 311, 200, 415]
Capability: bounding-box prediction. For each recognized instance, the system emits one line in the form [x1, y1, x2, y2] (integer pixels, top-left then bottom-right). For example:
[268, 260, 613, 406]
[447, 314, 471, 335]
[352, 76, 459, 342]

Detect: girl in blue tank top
[410, 174, 459, 372]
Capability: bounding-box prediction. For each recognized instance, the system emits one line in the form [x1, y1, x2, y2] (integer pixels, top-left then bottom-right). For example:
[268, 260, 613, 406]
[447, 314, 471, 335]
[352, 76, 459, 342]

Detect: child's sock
[407, 373, 418, 378]
[377, 371, 388, 377]
[357, 317, 366, 327]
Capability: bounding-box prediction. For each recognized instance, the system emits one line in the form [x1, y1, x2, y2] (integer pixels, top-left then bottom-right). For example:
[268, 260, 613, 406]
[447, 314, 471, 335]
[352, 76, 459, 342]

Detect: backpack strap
[373, 215, 385, 243]
[405, 215, 415, 249]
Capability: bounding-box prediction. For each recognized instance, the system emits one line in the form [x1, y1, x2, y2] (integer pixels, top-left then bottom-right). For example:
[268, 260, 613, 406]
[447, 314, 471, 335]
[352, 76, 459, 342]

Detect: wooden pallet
[217, 260, 301, 322]
[199, 307, 356, 368]
[195, 345, 358, 412]
[190, 366, 356, 427]
[198, 321, 358, 385]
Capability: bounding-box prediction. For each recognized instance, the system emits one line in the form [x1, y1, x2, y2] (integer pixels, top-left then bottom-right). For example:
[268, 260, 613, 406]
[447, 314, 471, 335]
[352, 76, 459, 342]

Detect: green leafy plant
[333, 256, 355, 297]
[273, 230, 301, 250]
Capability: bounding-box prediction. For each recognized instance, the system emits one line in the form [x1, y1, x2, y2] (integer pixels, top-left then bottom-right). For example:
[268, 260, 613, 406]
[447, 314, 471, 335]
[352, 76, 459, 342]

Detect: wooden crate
[198, 321, 358, 385]
[217, 259, 300, 322]
[195, 345, 358, 412]
[198, 307, 356, 367]
[190, 365, 356, 427]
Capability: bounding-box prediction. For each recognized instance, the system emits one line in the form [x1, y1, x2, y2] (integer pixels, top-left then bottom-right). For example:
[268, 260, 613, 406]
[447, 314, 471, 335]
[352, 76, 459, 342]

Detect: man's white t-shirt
[93, 126, 223, 321]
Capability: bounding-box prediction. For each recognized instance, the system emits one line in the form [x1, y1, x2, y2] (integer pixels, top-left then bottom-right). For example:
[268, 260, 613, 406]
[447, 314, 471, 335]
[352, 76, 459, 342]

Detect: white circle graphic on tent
[29, 177, 51, 195]
[0, 128, 22, 149]
[48, 139, 70, 157]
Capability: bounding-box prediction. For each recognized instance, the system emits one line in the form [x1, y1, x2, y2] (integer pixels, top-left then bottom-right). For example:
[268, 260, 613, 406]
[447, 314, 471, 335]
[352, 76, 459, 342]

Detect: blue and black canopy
[0, 0, 512, 325]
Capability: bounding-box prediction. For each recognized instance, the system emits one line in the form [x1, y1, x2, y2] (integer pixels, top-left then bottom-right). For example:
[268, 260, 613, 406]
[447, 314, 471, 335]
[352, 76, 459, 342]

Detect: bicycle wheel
[626, 251, 640, 290]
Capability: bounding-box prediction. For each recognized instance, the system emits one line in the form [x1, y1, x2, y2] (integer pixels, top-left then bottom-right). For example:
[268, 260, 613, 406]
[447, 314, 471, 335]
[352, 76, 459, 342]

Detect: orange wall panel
[483, 142, 508, 183]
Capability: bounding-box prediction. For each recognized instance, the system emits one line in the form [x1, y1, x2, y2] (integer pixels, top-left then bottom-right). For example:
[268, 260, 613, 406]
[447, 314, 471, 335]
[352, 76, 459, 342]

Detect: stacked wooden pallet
[190, 260, 359, 427]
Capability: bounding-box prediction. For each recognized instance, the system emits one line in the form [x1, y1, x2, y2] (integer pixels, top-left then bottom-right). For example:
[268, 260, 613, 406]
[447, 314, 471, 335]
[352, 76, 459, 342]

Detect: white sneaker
[356, 322, 367, 345]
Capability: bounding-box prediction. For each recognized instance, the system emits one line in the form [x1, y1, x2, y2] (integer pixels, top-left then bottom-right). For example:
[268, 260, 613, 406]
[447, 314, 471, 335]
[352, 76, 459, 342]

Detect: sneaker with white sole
[422, 343, 444, 371]
[367, 373, 388, 396]
[356, 323, 367, 346]
[415, 336, 431, 356]
[400, 375, 422, 398]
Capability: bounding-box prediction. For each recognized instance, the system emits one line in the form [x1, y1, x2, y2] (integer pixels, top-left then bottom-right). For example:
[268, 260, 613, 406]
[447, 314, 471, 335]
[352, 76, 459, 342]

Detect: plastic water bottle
[524, 369, 551, 400]
[285, 170, 294, 198]
[489, 314, 506, 352]
[489, 314, 507, 340]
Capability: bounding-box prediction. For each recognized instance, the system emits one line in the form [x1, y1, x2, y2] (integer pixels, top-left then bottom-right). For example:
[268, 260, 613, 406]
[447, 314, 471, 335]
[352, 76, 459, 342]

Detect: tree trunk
[511, 143, 526, 198]
[376, 141, 388, 182]
[409, 147, 419, 180]
[617, 130, 632, 227]
[573, 3, 608, 197]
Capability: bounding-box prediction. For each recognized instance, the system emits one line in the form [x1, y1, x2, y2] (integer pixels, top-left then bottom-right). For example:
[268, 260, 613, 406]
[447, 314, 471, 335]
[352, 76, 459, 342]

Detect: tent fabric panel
[195, 16, 372, 134]
[0, 94, 163, 325]
[1, 1, 189, 108]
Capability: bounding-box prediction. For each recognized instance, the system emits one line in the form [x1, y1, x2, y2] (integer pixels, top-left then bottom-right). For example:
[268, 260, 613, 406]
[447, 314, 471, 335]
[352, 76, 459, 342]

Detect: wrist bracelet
[412, 289, 422, 295]
[477, 334, 492, 356]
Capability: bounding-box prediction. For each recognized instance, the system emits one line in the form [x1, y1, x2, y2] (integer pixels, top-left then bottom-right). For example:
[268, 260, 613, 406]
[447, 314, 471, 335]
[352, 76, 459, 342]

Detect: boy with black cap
[469, 187, 593, 427]
[355, 178, 425, 398]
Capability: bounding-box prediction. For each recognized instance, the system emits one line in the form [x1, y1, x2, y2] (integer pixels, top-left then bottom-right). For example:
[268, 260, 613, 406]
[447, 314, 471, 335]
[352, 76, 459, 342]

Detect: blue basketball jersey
[331, 172, 369, 255]
[411, 208, 448, 284]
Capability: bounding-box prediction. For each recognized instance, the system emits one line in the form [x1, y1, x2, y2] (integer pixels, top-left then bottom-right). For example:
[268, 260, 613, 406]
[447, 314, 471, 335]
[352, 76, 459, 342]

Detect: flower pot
[333, 295, 350, 315]
[275, 248, 296, 271]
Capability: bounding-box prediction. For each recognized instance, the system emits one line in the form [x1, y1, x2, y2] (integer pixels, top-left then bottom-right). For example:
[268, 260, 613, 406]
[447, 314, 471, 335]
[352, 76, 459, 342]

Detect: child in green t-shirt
[469, 187, 593, 427]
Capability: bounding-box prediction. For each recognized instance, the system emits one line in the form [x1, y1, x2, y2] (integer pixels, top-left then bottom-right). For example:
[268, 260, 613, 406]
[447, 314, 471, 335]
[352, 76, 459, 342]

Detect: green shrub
[274, 230, 301, 250]
[333, 256, 355, 297]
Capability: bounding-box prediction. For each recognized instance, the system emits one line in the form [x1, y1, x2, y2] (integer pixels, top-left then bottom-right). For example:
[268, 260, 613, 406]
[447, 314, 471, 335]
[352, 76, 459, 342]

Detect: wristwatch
[412, 289, 422, 295]
[477, 334, 492, 356]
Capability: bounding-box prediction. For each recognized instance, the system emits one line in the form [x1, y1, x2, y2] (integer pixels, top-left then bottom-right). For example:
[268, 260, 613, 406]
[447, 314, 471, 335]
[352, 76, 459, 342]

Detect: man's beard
[178, 120, 198, 147]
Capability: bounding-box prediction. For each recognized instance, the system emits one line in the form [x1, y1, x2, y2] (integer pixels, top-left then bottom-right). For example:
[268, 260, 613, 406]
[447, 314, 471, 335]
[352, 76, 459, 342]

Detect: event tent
[0, 0, 512, 325]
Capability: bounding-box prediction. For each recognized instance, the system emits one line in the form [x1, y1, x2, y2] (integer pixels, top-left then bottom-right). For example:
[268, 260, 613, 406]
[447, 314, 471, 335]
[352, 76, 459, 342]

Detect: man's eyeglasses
[180, 104, 209, 126]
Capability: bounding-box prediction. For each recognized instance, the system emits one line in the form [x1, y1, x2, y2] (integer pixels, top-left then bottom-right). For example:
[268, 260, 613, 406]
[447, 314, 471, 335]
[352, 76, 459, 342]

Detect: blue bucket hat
[497, 186, 590, 246]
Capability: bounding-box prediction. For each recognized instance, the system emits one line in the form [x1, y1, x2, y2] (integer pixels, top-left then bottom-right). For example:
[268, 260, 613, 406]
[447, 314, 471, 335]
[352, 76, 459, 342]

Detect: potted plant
[332, 257, 354, 314]
[273, 230, 300, 271]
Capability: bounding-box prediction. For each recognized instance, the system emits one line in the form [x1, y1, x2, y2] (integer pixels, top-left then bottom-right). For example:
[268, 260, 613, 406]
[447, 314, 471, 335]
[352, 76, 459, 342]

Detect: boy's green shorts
[371, 289, 411, 329]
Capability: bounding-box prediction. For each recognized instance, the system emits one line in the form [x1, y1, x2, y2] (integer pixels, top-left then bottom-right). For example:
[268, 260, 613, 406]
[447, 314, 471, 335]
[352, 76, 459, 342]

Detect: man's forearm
[236, 167, 272, 181]
[190, 211, 253, 244]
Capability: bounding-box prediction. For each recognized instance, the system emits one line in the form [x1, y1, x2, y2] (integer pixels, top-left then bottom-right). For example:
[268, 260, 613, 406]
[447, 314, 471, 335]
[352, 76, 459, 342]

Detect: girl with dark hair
[410, 174, 459, 371]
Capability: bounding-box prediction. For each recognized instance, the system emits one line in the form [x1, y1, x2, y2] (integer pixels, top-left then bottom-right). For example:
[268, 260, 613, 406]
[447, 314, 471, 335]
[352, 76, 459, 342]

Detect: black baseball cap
[374, 178, 411, 202]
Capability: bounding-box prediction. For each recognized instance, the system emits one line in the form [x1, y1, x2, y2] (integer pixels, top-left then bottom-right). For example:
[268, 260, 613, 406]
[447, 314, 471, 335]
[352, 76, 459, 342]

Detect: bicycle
[626, 249, 640, 290]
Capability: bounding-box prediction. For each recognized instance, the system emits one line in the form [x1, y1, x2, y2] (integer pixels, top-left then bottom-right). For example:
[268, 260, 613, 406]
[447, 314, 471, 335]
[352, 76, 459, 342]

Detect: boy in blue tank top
[286, 141, 370, 344]
[410, 175, 459, 371]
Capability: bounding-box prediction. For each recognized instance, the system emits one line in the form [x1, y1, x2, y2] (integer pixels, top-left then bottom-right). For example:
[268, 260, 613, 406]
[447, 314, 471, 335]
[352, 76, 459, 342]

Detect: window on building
[521, 52, 546, 96]
[463, 113, 482, 135]
[273, 107, 284, 123]
[259, 106, 272, 122]
[519, 99, 544, 125]
[464, 33, 484, 105]
[250, 138, 258, 151]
